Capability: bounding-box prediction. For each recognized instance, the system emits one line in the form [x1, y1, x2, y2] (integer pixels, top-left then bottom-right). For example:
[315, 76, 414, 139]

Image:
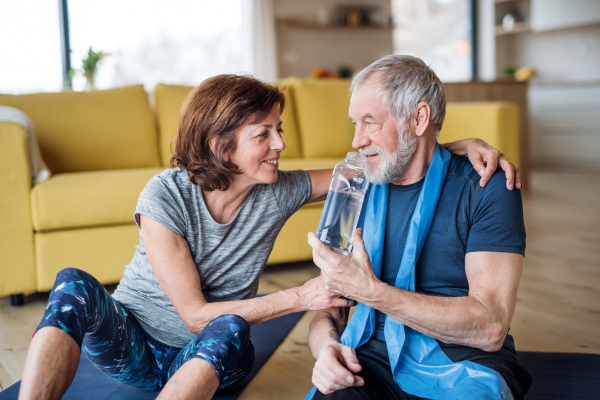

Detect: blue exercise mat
[519, 352, 600, 399]
[0, 311, 305, 400]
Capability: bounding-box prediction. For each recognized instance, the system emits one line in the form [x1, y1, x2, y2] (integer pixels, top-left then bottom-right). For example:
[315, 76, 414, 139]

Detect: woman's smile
[263, 158, 279, 168]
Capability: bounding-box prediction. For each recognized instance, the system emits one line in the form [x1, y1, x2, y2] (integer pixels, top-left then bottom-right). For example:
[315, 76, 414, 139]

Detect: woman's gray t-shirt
[112, 168, 312, 348]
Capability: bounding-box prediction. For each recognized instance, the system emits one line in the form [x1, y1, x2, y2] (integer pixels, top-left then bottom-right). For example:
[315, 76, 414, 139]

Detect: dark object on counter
[338, 66, 353, 79]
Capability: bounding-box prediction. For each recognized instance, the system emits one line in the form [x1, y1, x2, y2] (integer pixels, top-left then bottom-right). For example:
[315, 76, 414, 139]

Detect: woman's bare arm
[140, 215, 354, 334]
[305, 139, 521, 206]
[441, 138, 522, 190]
[305, 169, 334, 204]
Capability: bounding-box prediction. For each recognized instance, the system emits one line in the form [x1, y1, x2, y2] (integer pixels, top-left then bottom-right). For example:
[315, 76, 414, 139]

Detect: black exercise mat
[520, 352, 600, 400]
[0, 311, 305, 400]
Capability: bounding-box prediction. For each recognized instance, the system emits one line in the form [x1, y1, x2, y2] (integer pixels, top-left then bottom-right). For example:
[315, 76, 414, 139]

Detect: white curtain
[242, 0, 278, 82]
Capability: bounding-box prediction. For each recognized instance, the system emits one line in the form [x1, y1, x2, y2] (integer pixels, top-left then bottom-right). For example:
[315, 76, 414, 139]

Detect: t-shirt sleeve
[466, 170, 526, 255]
[134, 175, 187, 238]
[270, 169, 312, 221]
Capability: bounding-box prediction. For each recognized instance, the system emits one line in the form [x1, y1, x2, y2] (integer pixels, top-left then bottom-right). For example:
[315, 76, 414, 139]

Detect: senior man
[305, 55, 532, 400]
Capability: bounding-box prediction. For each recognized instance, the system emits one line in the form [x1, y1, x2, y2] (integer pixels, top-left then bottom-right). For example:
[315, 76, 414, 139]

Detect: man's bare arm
[309, 230, 524, 352]
[365, 252, 523, 351]
[309, 307, 349, 359]
[308, 307, 365, 394]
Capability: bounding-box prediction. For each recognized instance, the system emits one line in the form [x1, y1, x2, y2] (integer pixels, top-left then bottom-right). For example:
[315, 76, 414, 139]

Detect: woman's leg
[158, 314, 254, 400]
[20, 268, 160, 400]
[19, 327, 80, 400]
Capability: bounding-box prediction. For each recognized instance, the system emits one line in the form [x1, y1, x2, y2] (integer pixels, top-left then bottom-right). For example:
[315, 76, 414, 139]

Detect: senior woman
[19, 75, 520, 400]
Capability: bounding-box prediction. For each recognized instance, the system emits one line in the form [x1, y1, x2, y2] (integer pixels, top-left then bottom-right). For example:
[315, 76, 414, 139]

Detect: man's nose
[352, 125, 369, 150]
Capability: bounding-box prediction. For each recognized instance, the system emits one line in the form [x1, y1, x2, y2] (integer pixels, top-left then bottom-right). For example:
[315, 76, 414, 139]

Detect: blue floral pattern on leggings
[37, 268, 254, 392]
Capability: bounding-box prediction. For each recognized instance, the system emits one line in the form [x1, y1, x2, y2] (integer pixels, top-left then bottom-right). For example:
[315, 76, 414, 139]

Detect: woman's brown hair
[170, 74, 286, 191]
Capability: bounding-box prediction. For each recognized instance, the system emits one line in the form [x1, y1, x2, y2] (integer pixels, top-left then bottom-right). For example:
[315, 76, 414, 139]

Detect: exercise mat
[519, 351, 600, 399]
[0, 311, 305, 400]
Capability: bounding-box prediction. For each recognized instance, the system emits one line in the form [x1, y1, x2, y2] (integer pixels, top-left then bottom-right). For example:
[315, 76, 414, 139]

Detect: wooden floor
[1, 169, 599, 398]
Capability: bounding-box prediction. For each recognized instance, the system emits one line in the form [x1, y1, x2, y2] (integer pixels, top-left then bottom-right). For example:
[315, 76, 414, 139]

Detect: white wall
[512, 24, 600, 84]
[511, 24, 600, 170]
[529, 84, 600, 170]
[476, 0, 496, 82]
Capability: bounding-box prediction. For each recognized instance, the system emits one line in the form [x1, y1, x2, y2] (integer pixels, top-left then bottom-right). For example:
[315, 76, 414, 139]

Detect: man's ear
[414, 102, 431, 137]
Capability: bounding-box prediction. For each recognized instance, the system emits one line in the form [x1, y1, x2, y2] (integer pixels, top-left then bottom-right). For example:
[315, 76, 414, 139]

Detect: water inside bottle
[317, 186, 365, 255]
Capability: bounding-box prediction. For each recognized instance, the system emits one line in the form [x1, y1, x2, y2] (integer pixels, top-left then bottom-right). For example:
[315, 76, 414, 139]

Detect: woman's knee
[171, 315, 253, 387]
[51, 268, 103, 301]
[41, 268, 106, 347]
[54, 268, 96, 288]
[201, 314, 251, 344]
[208, 314, 250, 330]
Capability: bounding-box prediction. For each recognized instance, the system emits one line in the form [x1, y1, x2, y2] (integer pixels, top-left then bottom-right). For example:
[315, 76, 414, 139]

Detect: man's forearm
[309, 308, 349, 359]
[365, 283, 509, 351]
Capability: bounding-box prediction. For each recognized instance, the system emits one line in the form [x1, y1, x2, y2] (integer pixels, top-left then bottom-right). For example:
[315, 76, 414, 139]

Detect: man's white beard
[360, 124, 418, 184]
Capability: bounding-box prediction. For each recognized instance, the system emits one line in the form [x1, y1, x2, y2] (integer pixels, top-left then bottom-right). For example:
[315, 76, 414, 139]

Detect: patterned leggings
[36, 268, 254, 392]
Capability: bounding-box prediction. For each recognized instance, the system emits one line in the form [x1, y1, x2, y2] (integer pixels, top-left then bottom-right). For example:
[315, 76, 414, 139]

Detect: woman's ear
[414, 102, 431, 137]
[208, 136, 229, 162]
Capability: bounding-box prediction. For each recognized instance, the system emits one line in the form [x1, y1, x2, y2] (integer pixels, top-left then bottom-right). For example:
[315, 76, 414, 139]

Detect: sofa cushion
[31, 168, 164, 232]
[154, 82, 302, 168]
[153, 84, 194, 167]
[440, 102, 520, 170]
[290, 80, 355, 159]
[0, 85, 160, 173]
[278, 157, 340, 171]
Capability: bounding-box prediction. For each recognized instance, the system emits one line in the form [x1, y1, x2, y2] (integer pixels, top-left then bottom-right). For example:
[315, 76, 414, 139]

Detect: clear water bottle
[316, 152, 369, 255]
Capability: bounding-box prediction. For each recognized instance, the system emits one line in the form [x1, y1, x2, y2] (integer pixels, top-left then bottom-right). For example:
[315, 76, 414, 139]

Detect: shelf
[276, 20, 393, 31]
[495, 22, 532, 35]
[495, 0, 530, 3]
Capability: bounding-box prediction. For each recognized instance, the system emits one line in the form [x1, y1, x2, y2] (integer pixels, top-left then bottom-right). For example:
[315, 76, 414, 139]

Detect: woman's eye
[278, 130, 284, 135]
[259, 131, 269, 137]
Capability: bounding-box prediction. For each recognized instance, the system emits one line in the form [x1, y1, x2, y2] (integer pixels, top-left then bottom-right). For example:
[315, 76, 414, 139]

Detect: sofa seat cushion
[31, 168, 164, 232]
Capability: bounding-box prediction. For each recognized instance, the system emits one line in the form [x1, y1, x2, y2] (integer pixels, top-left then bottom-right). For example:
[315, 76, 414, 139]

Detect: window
[0, 0, 63, 93]
[0, 1, 246, 94]
[392, 0, 473, 82]
[68, 0, 245, 91]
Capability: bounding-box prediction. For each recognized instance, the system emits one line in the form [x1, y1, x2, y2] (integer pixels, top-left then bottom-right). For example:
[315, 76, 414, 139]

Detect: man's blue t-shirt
[356, 154, 525, 357]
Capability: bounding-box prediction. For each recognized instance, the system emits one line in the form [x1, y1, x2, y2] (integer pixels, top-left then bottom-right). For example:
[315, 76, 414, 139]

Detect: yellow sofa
[0, 80, 519, 301]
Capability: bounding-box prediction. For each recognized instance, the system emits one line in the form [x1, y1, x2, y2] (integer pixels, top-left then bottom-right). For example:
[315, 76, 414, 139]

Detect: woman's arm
[441, 138, 522, 190]
[140, 214, 354, 334]
[305, 139, 521, 205]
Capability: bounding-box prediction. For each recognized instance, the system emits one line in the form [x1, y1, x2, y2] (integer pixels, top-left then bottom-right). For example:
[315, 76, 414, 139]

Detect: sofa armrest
[0, 121, 36, 297]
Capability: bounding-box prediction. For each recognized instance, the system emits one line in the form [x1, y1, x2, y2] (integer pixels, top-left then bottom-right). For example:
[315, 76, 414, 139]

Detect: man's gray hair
[350, 55, 446, 136]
